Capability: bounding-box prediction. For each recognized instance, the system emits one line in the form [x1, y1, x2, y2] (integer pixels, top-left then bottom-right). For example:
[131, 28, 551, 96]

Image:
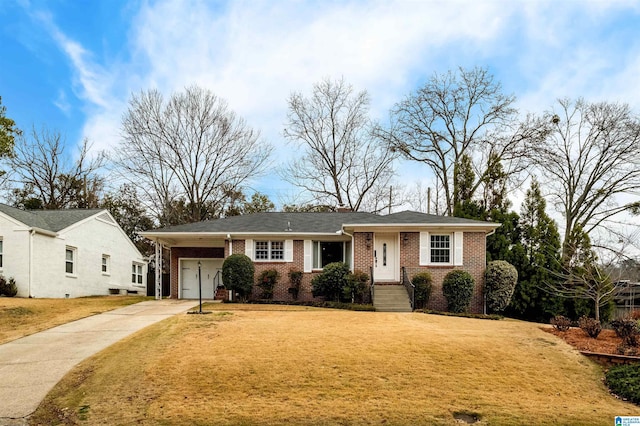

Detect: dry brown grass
[32, 304, 637, 425]
[0, 295, 150, 344]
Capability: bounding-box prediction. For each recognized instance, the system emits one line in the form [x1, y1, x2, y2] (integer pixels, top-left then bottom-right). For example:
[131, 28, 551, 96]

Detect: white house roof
[0, 203, 105, 232]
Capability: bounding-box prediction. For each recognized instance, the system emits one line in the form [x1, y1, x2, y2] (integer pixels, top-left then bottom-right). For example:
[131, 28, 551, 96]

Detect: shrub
[3, 278, 17, 297]
[412, 272, 433, 309]
[343, 270, 368, 304]
[484, 260, 518, 313]
[631, 310, 640, 321]
[442, 270, 475, 313]
[256, 269, 279, 299]
[605, 363, 640, 406]
[287, 268, 303, 300]
[578, 316, 602, 338]
[311, 262, 350, 302]
[610, 318, 639, 347]
[0, 275, 6, 295]
[222, 254, 254, 301]
[550, 315, 571, 332]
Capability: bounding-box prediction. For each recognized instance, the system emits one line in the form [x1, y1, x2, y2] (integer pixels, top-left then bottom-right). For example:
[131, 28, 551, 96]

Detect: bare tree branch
[114, 86, 273, 225]
[282, 77, 397, 212]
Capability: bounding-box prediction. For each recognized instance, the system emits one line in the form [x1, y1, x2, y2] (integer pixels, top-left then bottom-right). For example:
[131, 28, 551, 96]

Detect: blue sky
[2, 0, 640, 217]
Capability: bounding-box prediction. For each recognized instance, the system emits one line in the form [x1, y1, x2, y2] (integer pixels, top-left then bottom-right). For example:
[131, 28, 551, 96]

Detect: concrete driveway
[0, 299, 197, 424]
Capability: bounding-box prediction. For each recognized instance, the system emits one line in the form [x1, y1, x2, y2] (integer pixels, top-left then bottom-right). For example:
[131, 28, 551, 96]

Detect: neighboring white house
[0, 203, 147, 298]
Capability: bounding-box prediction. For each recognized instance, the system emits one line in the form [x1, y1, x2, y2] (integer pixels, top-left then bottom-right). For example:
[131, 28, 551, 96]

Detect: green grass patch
[605, 363, 640, 406]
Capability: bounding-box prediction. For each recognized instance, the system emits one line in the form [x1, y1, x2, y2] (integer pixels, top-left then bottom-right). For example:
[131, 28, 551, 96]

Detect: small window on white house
[102, 255, 110, 274]
[430, 235, 451, 263]
[0, 238, 3, 268]
[132, 263, 143, 284]
[65, 247, 76, 274]
[254, 241, 284, 261]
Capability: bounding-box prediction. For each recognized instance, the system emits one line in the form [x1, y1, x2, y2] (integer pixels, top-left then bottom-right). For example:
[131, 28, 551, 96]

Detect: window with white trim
[430, 234, 451, 263]
[132, 263, 143, 284]
[65, 247, 76, 274]
[312, 241, 351, 269]
[102, 254, 110, 274]
[254, 241, 284, 261]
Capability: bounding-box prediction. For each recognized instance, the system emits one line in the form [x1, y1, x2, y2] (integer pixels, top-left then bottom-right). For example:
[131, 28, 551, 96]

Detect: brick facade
[169, 231, 488, 313]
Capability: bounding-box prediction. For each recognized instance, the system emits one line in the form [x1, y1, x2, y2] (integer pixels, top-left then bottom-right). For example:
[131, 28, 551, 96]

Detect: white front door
[180, 259, 223, 299]
[374, 233, 397, 281]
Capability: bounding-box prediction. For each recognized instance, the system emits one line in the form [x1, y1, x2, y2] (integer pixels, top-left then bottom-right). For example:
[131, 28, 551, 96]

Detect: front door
[180, 259, 223, 299]
[374, 233, 397, 281]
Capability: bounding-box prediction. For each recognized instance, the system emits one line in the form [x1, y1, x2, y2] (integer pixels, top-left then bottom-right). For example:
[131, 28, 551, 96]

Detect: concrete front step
[374, 284, 412, 312]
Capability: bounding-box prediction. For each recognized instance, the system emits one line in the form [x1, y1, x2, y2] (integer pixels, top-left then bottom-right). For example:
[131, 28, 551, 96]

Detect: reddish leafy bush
[550, 315, 571, 332]
[578, 316, 602, 339]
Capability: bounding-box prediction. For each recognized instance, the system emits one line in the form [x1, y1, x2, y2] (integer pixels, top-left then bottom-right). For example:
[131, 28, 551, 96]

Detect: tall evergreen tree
[506, 179, 564, 322]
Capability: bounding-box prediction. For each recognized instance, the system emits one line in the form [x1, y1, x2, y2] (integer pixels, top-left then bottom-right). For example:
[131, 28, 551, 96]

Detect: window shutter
[419, 232, 429, 265]
[454, 232, 463, 266]
[284, 240, 293, 262]
[303, 240, 312, 273]
[245, 239, 254, 260]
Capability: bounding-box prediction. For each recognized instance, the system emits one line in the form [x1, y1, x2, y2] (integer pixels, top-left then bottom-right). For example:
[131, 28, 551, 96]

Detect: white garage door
[180, 259, 224, 299]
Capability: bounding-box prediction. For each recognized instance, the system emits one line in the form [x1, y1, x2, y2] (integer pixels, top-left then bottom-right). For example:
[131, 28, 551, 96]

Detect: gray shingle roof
[149, 211, 497, 234]
[0, 203, 103, 232]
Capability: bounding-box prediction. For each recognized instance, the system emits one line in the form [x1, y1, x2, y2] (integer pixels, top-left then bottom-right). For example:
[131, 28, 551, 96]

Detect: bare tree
[115, 86, 272, 225]
[376, 67, 541, 215]
[9, 126, 105, 209]
[526, 98, 640, 258]
[282, 78, 397, 213]
[544, 226, 624, 321]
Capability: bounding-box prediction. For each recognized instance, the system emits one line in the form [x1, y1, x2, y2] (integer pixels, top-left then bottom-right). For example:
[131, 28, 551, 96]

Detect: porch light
[402, 233, 409, 245]
[365, 233, 372, 249]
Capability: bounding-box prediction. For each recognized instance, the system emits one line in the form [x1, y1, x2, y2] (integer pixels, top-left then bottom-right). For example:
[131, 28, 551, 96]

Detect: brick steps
[373, 284, 412, 312]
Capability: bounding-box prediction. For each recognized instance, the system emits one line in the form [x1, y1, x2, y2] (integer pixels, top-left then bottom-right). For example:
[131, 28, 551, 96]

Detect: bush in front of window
[484, 260, 518, 313]
[343, 270, 369, 304]
[222, 254, 255, 301]
[312, 262, 350, 302]
[412, 272, 433, 310]
[0, 275, 17, 297]
[257, 269, 280, 299]
[442, 270, 475, 313]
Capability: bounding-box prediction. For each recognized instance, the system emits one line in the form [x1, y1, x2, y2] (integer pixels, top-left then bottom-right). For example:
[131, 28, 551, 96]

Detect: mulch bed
[543, 327, 624, 355]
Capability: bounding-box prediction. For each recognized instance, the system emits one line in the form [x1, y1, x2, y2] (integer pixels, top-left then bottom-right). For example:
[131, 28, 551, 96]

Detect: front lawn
[0, 295, 150, 344]
[32, 304, 637, 425]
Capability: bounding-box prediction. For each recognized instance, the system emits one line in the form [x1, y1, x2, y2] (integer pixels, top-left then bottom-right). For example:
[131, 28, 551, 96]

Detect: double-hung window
[254, 241, 284, 261]
[132, 263, 143, 284]
[430, 234, 451, 263]
[65, 247, 76, 274]
[102, 255, 110, 274]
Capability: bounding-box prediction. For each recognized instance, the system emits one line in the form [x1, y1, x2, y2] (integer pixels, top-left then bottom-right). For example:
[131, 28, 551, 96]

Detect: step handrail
[401, 267, 415, 310]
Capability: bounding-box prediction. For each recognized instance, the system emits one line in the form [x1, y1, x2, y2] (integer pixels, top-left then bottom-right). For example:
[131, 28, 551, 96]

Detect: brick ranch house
[141, 211, 499, 313]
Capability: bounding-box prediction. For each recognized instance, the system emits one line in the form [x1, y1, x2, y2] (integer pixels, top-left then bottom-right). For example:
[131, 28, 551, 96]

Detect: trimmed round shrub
[484, 260, 518, 313]
[412, 272, 433, 309]
[442, 270, 475, 313]
[312, 262, 350, 302]
[3, 278, 17, 297]
[222, 254, 255, 301]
